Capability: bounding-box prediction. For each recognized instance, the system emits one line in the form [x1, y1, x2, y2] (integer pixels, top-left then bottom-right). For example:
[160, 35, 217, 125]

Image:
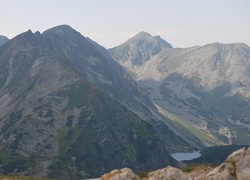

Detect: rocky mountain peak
[131, 31, 152, 39]
[127, 31, 172, 49]
[42, 24, 85, 44]
[109, 31, 172, 66]
[19, 29, 34, 38]
[0, 30, 42, 56]
[42, 24, 80, 37]
[41, 25, 92, 55]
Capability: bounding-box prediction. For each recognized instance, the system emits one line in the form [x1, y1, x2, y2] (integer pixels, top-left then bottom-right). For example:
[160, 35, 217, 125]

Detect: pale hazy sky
[1, 0, 249, 48]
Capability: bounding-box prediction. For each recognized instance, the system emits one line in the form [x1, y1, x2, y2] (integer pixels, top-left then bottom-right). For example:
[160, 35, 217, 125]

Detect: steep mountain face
[0, 35, 9, 46]
[0, 26, 178, 179]
[40, 26, 191, 152]
[110, 34, 250, 147]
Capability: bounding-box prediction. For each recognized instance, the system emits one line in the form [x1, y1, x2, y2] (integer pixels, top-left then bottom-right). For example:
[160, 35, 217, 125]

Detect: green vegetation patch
[57, 126, 80, 157]
[155, 103, 222, 148]
[181, 164, 213, 173]
[64, 80, 98, 109]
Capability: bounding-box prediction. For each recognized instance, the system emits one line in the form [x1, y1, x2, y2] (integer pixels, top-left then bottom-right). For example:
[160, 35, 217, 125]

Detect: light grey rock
[147, 166, 189, 180]
[100, 168, 140, 180]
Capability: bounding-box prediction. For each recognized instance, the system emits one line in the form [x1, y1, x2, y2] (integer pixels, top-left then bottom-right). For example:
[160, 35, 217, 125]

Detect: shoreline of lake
[171, 150, 201, 161]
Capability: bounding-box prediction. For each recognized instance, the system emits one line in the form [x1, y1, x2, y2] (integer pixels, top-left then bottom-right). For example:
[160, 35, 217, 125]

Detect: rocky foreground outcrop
[97, 147, 250, 180]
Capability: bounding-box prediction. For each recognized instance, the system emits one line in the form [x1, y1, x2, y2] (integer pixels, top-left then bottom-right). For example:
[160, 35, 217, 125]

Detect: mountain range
[0, 25, 249, 179]
[110, 32, 250, 146]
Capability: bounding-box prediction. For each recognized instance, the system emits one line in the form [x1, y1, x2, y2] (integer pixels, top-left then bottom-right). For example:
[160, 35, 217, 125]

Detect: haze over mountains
[0, 25, 249, 179]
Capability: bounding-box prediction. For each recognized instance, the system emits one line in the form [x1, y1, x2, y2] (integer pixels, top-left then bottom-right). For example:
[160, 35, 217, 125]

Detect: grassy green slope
[154, 103, 223, 149]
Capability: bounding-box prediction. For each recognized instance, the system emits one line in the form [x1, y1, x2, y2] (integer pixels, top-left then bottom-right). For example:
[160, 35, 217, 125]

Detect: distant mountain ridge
[0, 35, 9, 46]
[110, 32, 250, 146]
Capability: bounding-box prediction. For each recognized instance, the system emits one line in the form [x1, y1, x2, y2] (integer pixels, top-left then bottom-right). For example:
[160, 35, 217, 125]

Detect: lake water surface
[171, 151, 201, 161]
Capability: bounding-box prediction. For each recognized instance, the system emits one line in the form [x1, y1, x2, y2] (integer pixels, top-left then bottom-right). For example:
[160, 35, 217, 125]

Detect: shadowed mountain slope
[0, 26, 178, 179]
[0, 35, 9, 46]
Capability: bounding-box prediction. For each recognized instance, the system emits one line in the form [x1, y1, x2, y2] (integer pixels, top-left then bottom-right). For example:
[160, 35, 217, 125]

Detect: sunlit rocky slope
[110, 32, 250, 146]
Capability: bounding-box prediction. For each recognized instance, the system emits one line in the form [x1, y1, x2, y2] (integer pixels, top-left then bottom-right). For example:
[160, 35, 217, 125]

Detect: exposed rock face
[207, 147, 250, 180]
[100, 168, 141, 180]
[146, 166, 188, 180]
[99, 147, 250, 180]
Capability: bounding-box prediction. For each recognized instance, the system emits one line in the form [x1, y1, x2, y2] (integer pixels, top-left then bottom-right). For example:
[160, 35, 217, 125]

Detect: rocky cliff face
[110, 33, 250, 147]
[99, 147, 250, 180]
[0, 26, 178, 179]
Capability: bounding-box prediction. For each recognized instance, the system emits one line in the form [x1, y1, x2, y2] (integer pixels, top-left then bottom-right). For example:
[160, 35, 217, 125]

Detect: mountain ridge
[0, 25, 180, 179]
[111, 31, 250, 147]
